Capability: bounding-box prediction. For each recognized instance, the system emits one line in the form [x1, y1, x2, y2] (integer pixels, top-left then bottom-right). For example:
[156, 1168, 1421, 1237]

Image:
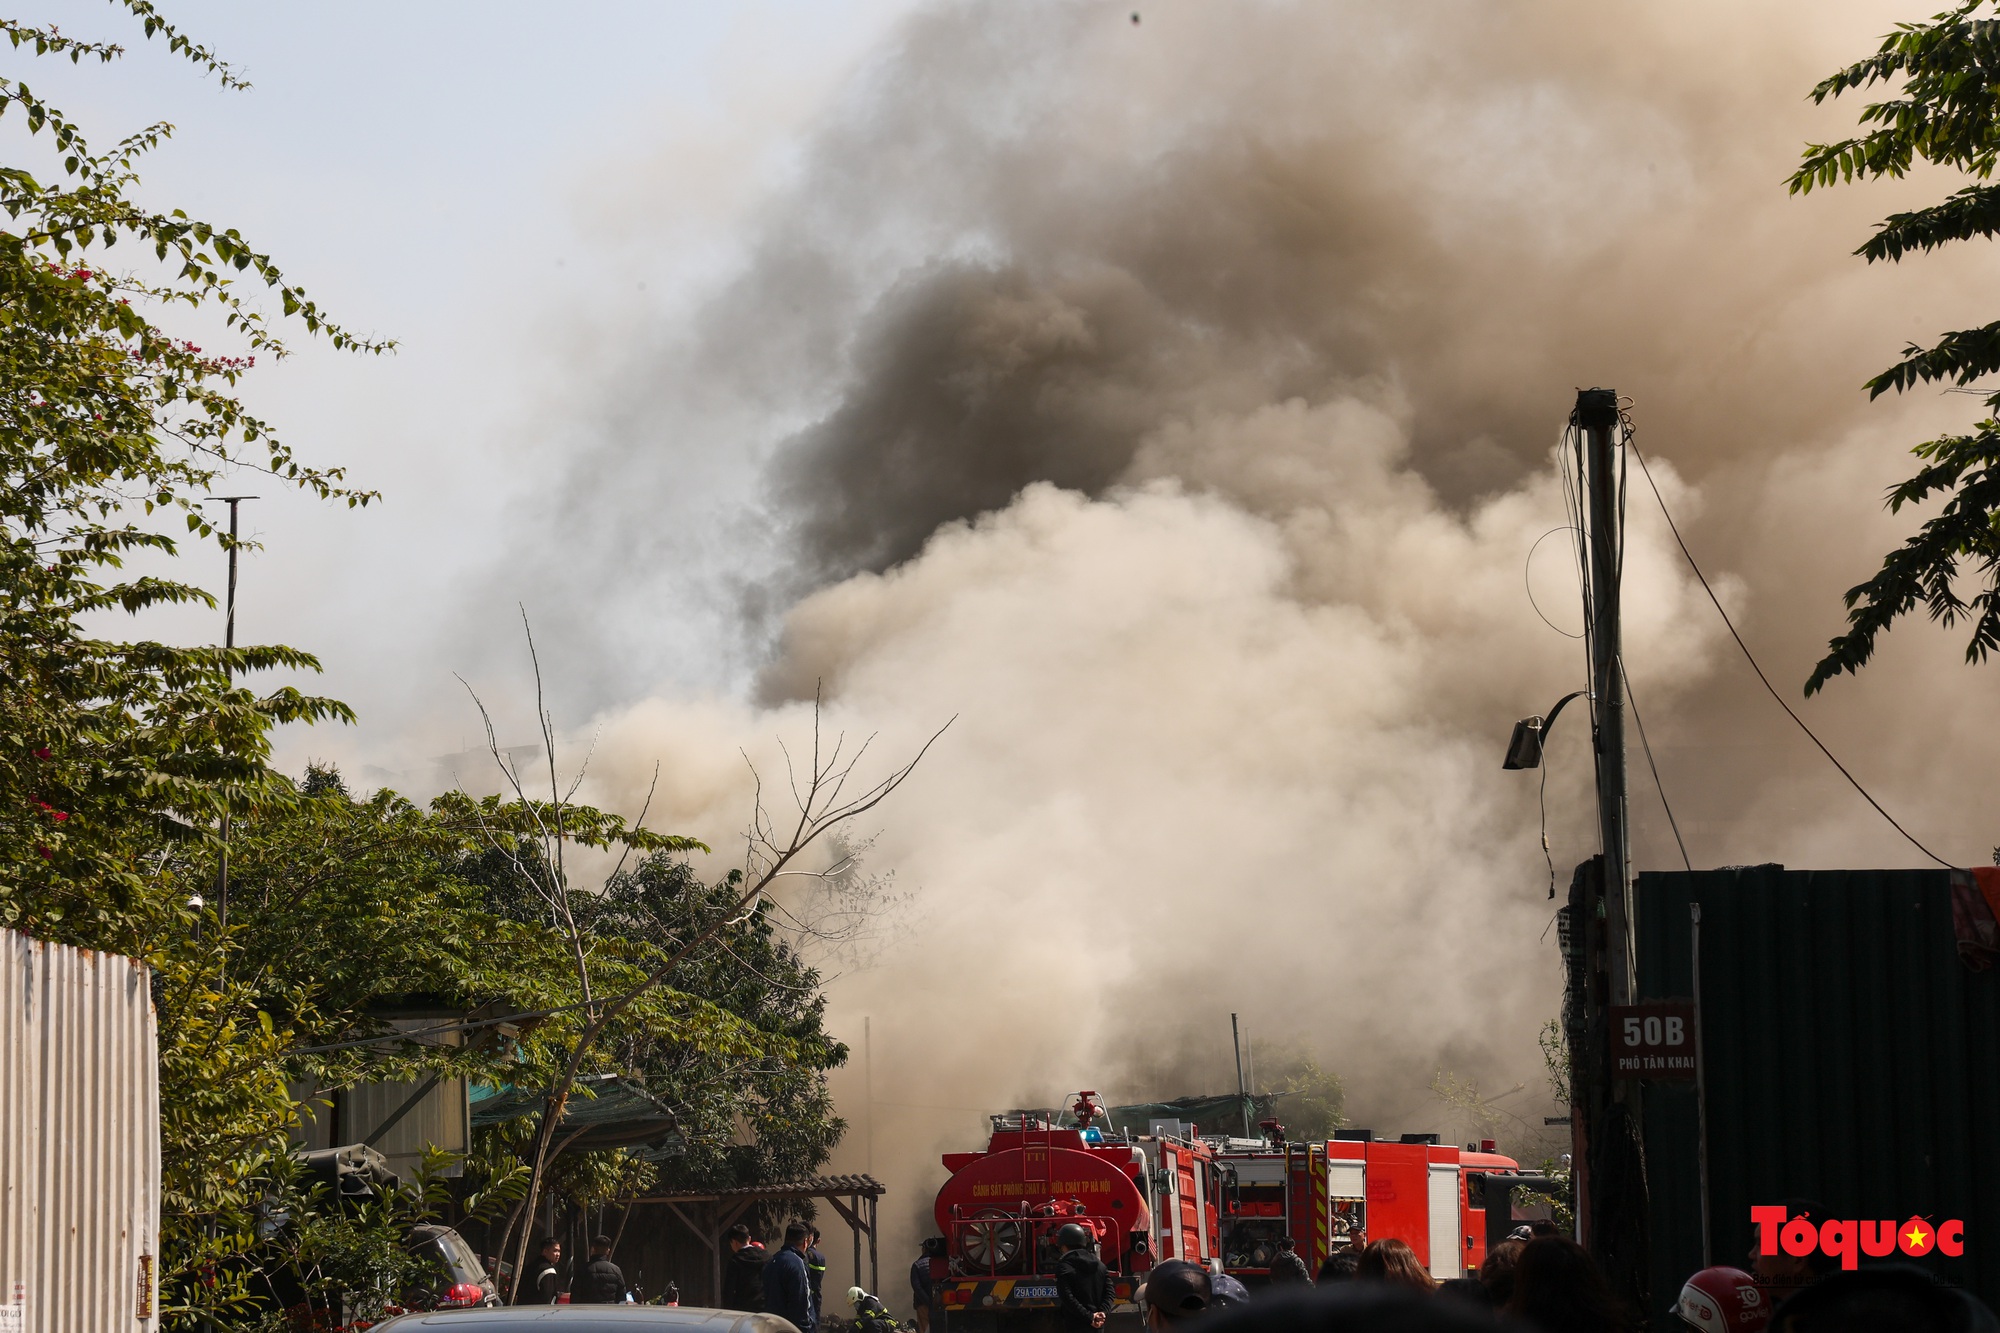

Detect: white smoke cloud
[570, 391, 1730, 1271]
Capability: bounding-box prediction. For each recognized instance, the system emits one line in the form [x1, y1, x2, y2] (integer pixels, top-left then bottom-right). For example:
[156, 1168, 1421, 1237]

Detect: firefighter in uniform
[1054, 1224, 1115, 1332]
[849, 1286, 898, 1333]
[805, 1226, 829, 1330]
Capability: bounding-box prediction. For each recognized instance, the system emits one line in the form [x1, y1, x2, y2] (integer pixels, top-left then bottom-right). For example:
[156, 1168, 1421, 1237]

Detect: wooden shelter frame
[632, 1174, 885, 1307]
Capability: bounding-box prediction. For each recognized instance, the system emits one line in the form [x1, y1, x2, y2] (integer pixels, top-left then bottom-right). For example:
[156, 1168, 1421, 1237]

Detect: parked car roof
[375, 1307, 802, 1332]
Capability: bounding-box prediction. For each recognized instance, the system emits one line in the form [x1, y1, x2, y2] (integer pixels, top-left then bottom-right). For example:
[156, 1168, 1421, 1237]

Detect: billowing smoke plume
[469, 0, 2000, 1284]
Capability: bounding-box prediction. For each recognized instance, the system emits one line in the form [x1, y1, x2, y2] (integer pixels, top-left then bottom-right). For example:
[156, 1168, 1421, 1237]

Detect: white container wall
[0, 929, 161, 1333]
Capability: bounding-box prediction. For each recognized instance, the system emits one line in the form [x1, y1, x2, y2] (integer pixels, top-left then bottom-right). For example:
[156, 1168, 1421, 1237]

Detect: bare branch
[607, 761, 662, 884]
[564, 727, 602, 804]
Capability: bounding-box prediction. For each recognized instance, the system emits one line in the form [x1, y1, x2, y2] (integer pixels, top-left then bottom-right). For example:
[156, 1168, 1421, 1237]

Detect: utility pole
[1577, 390, 1634, 1007]
[1571, 389, 1658, 1303]
[210, 496, 255, 935]
[1231, 1013, 1249, 1136]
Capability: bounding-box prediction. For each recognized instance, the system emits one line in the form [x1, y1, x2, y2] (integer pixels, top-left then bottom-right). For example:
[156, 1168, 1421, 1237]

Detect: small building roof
[631, 1174, 885, 1203]
[470, 1074, 679, 1151]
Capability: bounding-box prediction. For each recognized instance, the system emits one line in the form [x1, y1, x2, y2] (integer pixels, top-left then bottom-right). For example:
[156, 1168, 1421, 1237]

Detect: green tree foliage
[0, 8, 391, 1323]
[1252, 1045, 1346, 1142]
[0, 13, 872, 1325]
[458, 842, 850, 1259]
[142, 774, 552, 1325]
[153, 765, 844, 1325]
[579, 856, 848, 1190]
[242, 1150, 525, 1332]
[0, 9, 385, 930]
[450, 690, 936, 1297]
[1792, 3, 2000, 691]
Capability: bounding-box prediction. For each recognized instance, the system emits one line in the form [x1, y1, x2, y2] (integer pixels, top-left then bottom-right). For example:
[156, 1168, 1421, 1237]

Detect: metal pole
[1692, 902, 1712, 1268]
[1578, 390, 1634, 1006]
[210, 495, 255, 935]
[1231, 1014, 1249, 1136]
[862, 1015, 873, 1297]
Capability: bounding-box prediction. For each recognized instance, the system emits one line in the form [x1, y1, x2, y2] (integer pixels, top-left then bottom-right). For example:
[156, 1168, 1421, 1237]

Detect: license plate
[1011, 1285, 1057, 1302]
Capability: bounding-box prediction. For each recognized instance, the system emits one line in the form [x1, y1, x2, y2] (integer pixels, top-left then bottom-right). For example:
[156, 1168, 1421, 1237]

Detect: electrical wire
[1621, 655, 1692, 873]
[1526, 525, 1585, 640]
[1539, 757, 1558, 899]
[1623, 433, 1957, 870]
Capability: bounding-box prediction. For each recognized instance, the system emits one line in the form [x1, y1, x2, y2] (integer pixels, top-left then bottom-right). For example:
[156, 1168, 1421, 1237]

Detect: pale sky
[19, 0, 925, 772]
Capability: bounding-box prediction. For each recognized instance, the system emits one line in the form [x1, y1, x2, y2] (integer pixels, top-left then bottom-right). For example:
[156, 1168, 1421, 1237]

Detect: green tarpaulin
[470, 1074, 683, 1154]
[1103, 1093, 1281, 1137]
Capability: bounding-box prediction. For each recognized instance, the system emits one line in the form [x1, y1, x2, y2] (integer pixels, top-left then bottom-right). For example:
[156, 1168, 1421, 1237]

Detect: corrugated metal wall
[339, 1076, 469, 1177]
[0, 929, 161, 1333]
[287, 1014, 472, 1178]
[1635, 868, 2000, 1306]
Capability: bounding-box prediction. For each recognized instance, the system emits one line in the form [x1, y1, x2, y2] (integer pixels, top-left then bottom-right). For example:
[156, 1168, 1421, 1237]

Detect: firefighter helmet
[1056, 1223, 1094, 1251]
[1674, 1267, 1770, 1333]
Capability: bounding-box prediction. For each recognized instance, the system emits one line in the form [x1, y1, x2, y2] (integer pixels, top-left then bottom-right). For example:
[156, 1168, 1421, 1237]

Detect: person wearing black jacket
[523, 1237, 563, 1304]
[573, 1235, 626, 1304]
[722, 1225, 769, 1312]
[910, 1251, 936, 1333]
[764, 1222, 817, 1333]
[1053, 1224, 1115, 1333]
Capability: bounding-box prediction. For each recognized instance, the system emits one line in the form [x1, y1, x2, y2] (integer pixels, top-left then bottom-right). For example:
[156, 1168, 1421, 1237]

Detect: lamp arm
[1538, 690, 1588, 737]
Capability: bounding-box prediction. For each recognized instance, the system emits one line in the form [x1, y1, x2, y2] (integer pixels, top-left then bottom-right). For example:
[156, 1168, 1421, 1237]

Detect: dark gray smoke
[723, 0, 1929, 595]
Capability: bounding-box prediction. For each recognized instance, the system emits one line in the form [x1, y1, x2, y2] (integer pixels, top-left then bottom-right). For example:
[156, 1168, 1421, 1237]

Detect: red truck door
[1363, 1143, 1430, 1267]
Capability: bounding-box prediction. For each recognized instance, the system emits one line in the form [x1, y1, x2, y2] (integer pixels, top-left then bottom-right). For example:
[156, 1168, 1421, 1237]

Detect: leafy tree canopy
[0, 9, 856, 1326]
[1793, 2, 2000, 691]
[577, 855, 848, 1191]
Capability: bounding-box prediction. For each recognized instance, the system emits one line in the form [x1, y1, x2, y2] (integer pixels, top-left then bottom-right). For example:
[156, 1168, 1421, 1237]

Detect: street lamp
[1501, 690, 1587, 770]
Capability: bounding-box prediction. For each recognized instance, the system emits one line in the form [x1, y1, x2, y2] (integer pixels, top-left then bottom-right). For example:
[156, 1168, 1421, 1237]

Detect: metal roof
[633, 1174, 886, 1203]
[470, 1075, 679, 1151]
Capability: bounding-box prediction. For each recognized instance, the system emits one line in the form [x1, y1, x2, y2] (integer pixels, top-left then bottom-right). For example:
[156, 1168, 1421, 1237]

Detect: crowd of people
[890, 1213, 1997, 1333]
[701, 1208, 1996, 1332]
[521, 1233, 633, 1305]
[718, 1219, 835, 1332]
[1017, 1221, 1638, 1333]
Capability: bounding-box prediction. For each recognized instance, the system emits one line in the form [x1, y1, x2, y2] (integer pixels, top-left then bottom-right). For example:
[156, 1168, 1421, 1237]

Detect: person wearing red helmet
[1675, 1266, 1772, 1333]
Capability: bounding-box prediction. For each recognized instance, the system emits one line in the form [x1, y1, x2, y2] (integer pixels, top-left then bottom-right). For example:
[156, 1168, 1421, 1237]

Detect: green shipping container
[1634, 866, 2000, 1308]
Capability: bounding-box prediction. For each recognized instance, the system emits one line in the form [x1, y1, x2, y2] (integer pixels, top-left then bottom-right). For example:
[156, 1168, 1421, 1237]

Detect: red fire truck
[929, 1094, 1218, 1322]
[929, 1096, 1548, 1323]
[1212, 1119, 1530, 1282]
